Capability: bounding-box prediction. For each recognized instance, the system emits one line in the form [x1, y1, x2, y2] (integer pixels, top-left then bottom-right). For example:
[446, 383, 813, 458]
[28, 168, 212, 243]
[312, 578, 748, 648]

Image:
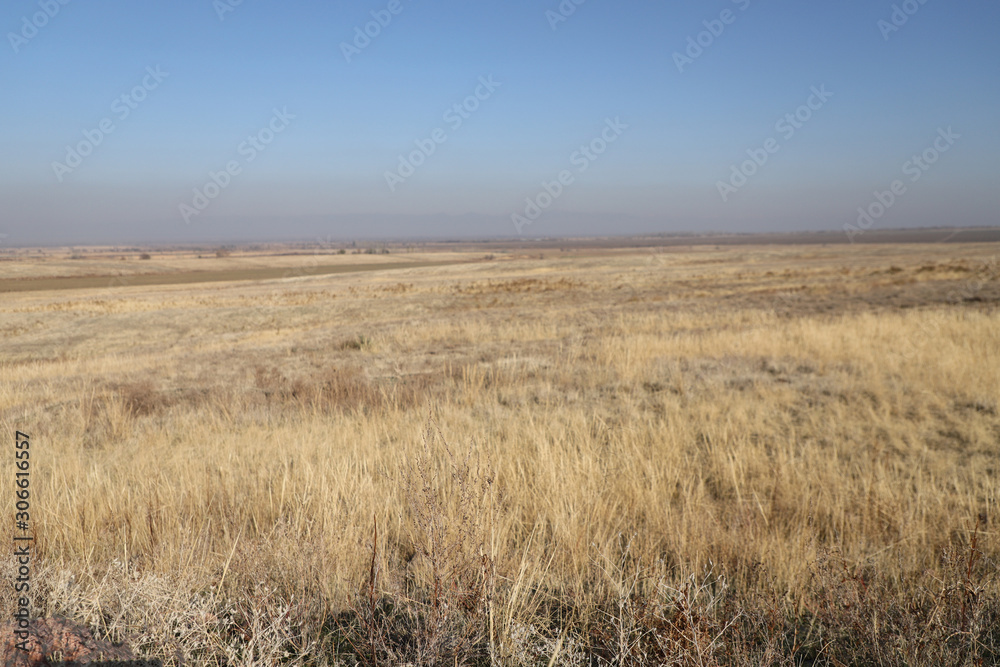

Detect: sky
[1, 0, 998, 246]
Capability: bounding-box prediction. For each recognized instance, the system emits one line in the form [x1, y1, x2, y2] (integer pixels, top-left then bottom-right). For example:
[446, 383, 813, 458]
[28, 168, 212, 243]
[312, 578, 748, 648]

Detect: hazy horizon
[3, 0, 998, 247]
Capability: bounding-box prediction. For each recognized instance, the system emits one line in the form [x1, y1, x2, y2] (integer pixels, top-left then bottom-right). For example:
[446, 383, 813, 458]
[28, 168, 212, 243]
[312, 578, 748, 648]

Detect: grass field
[1, 241, 999, 666]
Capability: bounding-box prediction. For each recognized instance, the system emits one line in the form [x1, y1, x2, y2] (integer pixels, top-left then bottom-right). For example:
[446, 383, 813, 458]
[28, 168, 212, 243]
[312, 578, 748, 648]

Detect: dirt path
[0, 259, 474, 293]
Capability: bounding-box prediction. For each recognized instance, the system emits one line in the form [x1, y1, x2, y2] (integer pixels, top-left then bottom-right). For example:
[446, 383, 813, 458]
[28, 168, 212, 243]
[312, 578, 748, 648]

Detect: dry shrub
[18, 555, 317, 667]
[797, 518, 999, 667]
[215, 521, 332, 663]
[117, 379, 172, 417]
[347, 418, 498, 667]
[70, 380, 174, 448]
[341, 334, 374, 350]
[579, 540, 787, 667]
[254, 364, 432, 414]
[573, 526, 999, 666]
[10, 560, 216, 667]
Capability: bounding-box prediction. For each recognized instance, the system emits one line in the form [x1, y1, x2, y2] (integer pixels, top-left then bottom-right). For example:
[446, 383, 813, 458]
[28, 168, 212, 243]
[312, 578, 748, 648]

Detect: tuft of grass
[341, 334, 375, 351]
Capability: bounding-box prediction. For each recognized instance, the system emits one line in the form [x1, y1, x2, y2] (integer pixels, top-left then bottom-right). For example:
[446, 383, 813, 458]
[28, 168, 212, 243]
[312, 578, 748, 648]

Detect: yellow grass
[1, 243, 998, 665]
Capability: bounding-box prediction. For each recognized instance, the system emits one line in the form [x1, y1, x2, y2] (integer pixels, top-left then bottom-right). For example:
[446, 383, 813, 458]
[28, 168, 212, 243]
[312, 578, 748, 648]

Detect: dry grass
[1, 243, 998, 665]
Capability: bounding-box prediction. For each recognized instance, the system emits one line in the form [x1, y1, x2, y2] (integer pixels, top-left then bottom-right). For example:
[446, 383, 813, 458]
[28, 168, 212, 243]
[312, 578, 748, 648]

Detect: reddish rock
[0, 617, 135, 666]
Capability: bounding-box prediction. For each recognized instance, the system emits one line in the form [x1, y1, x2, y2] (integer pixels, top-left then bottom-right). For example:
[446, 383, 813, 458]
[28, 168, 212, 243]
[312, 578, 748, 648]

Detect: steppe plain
[1, 233, 998, 665]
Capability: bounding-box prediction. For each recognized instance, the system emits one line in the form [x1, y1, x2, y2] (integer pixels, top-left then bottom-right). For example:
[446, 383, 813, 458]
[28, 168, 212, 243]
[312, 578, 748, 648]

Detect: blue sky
[1, 0, 998, 245]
